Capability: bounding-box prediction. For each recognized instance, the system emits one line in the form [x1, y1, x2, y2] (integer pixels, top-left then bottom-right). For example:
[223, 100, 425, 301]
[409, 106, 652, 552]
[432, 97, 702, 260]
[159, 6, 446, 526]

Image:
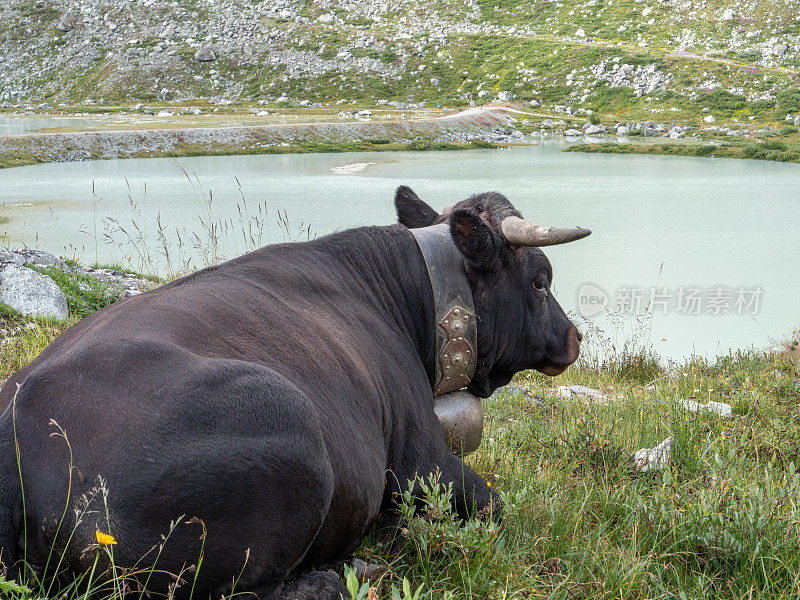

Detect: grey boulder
[194, 47, 218, 62]
[0, 264, 68, 320]
[585, 124, 606, 135]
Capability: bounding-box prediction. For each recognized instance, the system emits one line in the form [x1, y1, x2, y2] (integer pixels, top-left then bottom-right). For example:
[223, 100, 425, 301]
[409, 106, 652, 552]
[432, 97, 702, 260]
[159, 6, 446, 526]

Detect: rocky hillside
[2, 0, 800, 124]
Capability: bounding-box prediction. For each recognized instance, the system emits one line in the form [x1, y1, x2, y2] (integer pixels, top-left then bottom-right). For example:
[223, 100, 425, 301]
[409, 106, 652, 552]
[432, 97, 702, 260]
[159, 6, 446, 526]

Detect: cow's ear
[449, 208, 503, 272]
[395, 186, 439, 228]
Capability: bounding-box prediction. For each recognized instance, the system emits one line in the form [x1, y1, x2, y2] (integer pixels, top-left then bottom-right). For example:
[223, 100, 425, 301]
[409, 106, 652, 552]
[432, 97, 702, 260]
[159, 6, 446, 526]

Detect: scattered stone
[568, 385, 608, 402]
[550, 385, 608, 403]
[494, 384, 544, 406]
[633, 436, 673, 472]
[497, 91, 514, 102]
[704, 115, 716, 123]
[194, 47, 217, 62]
[679, 399, 732, 418]
[584, 124, 605, 135]
[668, 125, 685, 138]
[564, 128, 583, 136]
[350, 558, 387, 582]
[56, 11, 78, 32]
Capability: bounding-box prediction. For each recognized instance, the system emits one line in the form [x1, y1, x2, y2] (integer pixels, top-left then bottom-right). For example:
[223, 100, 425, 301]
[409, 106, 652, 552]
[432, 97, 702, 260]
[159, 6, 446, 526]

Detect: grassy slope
[1, 265, 799, 599]
[4, 0, 800, 127]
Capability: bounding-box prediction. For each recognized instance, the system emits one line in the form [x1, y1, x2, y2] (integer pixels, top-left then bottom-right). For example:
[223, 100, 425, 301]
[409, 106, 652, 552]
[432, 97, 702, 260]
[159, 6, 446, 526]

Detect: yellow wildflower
[96, 529, 118, 546]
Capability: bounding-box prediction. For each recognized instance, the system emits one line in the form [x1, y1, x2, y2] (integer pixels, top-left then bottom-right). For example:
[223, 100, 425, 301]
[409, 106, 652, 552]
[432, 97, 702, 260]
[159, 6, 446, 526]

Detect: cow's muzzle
[536, 325, 582, 376]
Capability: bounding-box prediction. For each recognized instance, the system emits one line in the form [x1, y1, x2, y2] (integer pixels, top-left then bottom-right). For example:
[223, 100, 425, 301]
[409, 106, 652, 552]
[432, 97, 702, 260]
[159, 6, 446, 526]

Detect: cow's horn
[441, 203, 456, 217]
[500, 216, 591, 247]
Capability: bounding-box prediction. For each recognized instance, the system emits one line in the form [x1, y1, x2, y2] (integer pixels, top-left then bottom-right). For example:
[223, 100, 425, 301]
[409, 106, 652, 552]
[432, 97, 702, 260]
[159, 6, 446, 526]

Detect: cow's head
[395, 185, 590, 398]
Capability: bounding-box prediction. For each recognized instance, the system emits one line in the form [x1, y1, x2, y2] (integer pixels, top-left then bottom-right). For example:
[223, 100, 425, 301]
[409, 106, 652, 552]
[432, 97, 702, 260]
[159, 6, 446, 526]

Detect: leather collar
[410, 224, 477, 396]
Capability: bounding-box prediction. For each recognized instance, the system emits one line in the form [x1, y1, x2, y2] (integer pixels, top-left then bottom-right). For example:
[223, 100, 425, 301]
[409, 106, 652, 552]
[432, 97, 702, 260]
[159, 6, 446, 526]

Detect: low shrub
[762, 140, 787, 151]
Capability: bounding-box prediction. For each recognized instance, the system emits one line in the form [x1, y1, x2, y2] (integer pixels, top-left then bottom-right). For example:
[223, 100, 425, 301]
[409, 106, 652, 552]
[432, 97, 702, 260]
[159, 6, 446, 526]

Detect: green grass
[0, 155, 43, 170]
[0, 303, 68, 379]
[352, 338, 800, 599]
[31, 265, 125, 319]
[0, 138, 497, 172]
[116, 139, 496, 163]
[2, 255, 799, 599]
[567, 141, 800, 164]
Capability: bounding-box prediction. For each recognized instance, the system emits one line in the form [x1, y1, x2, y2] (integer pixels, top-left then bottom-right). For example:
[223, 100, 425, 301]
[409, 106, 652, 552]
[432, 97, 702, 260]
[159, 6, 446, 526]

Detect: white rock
[0, 264, 68, 320]
[553, 385, 572, 398]
[794, 115, 800, 126]
[194, 47, 217, 62]
[564, 128, 583, 136]
[584, 124, 605, 135]
[669, 126, 685, 138]
[568, 385, 609, 402]
[497, 91, 514, 102]
[634, 436, 673, 472]
[703, 115, 716, 123]
[706, 401, 733, 417]
[679, 399, 732, 418]
[575, 28, 586, 38]
[157, 110, 173, 117]
[549, 384, 608, 402]
[722, 8, 735, 21]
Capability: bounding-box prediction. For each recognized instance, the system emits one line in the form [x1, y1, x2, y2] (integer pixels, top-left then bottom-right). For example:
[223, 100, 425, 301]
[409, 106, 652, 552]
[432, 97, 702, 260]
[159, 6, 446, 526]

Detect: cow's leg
[436, 451, 503, 522]
[378, 448, 503, 553]
[273, 570, 348, 600]
[27, 363, 349, 600]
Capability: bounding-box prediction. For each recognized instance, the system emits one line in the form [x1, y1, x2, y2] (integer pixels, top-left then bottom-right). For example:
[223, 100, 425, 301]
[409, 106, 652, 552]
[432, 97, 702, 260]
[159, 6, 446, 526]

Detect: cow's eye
[533, 277, 549, 297]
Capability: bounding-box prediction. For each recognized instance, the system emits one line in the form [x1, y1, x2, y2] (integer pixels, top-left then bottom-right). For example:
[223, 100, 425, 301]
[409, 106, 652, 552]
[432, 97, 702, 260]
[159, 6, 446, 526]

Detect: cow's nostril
[576, 329, 583, 343]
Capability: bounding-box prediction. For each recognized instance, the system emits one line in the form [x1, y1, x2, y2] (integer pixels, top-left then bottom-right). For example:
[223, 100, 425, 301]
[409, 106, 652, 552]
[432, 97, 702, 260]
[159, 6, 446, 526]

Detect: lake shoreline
[0, 107, 514, 170]
[4, 106, 800, 170]
[567, 139, 800, 164]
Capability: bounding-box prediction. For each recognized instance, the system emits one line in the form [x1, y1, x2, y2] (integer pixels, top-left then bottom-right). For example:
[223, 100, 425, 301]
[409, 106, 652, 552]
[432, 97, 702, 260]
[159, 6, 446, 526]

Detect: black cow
[0, 188, 588, 599]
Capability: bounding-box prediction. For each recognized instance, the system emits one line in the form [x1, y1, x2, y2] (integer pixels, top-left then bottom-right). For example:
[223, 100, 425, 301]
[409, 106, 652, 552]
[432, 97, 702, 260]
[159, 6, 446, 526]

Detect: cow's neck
[409, 224, 477, 396]
[322, 226, 439, 388]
